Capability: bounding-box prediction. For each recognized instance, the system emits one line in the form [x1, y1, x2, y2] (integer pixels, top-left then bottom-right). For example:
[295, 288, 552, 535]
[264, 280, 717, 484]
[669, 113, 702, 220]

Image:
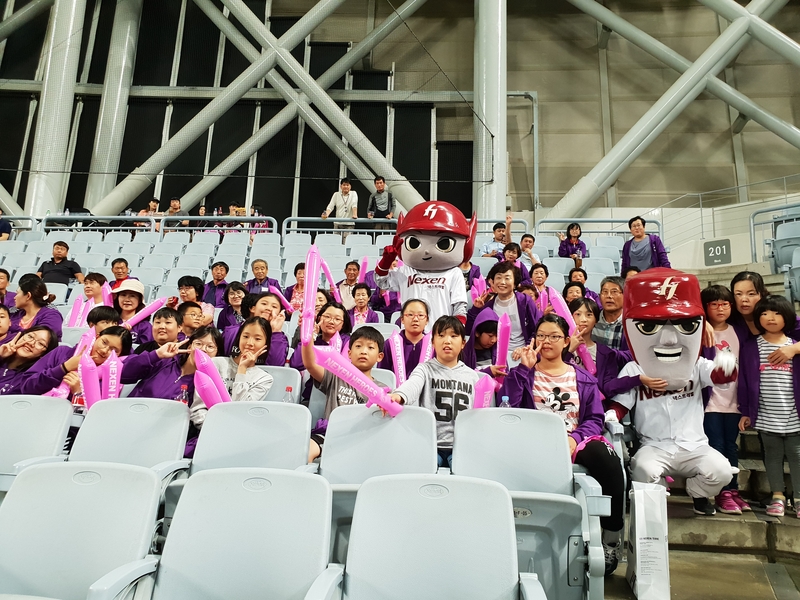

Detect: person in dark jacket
[620, 216, 670, 274]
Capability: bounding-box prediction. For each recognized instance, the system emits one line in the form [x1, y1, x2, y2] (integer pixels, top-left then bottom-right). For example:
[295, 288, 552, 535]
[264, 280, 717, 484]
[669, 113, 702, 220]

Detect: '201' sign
[703, 239, 731, 267]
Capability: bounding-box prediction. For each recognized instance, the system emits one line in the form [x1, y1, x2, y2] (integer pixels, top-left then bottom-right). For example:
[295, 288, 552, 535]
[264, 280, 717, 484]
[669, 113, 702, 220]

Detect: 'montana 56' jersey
[375, 264, 467, 324]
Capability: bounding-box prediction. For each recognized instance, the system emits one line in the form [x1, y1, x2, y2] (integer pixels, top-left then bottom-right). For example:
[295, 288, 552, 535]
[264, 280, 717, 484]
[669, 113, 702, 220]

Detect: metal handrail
[535, 217, 663, 239]
[749, 201, 800, 263]
[4, 216, 38, 233]
[41, 215, 158, 232]
[282, 217, 531, 239]
[150, 215, 278, 239]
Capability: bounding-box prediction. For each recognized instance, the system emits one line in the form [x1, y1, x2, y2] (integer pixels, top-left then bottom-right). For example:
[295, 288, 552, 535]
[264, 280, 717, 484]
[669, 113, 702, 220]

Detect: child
[112, 279, 152, 344]
[177, 301, 204, 340]
[0, 327, 59, 395]
[558, 222, 588, 259]
[390, 316, 482, 468]
[222, 292, 288, 366]
[739, 295, 800, 518]
[378, 299, 429, 377]
[462, 310, 506, 377]
[289, 300, 351, 372]
[175, 275, 215, 327]
[500, 314, 624, 576]
[0, 305, 15, 345]
[291, 290, 333, 349]
[302, 325, 385, 461]
[497, 242, 532, 285]
[135, 307, 180, 354]
[348, 283, 380, 326]
[85, 305, 122, 335]
[701, 285, 750, 514]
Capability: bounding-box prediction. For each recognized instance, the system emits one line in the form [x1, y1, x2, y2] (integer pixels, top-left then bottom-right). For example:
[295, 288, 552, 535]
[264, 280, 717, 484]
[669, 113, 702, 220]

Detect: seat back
[189, 231, 219, 246]
[153, 469, 330, 600]
[220, 232, 251, 247]
[284, 232, 311, 245]
[15, 230, 45, 243]
[543, 257, 575, 274]
[595, 235, 624, 251]
[536, 235, 560, 255]
[62, 326, 90, 346]
[0, 396, 72, 473]
[451, 408, 573, 495]
[163, 231, 190, 245]
[104, 231, 132, 244]
[0, 462, 159, 600]
[371, 368, 396, 390]
[192, 402, 310, 473]
[70, 398, 189, 467]
[472, 256, 497, 276]
[345, 474, 519, 600]
[47, 282, 70, 304]
[165, 267, 205, 286]
[320, 405, 437, 484]
[314, 233, 343, 247]
[3, 253, 38, 269]
[153, 242, 185, 256]
[260, 366, 302, 403]
[134, 231, 161, 245]
[142, 253, 177, 268]
[588, 244, 620, 262]
[581, 257, 615, 275]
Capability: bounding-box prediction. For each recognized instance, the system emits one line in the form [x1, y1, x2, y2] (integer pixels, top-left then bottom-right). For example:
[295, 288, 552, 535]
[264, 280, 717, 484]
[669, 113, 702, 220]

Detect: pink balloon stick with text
[301, 245, 322, 344]
[269, 286, 294, 313]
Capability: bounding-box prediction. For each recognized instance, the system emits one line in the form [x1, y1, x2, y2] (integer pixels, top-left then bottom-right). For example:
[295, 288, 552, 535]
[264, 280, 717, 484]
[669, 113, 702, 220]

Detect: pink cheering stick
[313, 345, 402, 417]
[357, 256, 368, 283]
[100, 351, 121, 399]
[44, 329, 98, 398]
[80, 351, 102, 409]
[537, 286, 549, 314]
[76, 298, 96, 327]
[470, 276, 487, 303]
[123, 296, 168, 328]
[101, 282, 113, 307]
[269, 285, 294, 313]
[67, 295, 84, 327]
[194, 370, 227, 408]
[473, 375, 497, 408]
[301, 245, 322, 344]
[193, 348, 231, 403]
[548, 290, 596, 375]
[382, 290, 391, 306]
[320, 258, 342, 303]
[495, 313, 510, 384]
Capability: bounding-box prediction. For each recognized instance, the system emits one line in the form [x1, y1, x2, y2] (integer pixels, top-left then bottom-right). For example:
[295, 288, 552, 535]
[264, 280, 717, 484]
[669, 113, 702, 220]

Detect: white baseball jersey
[612, 358, 718, 453]
[374, 264, 467, 324]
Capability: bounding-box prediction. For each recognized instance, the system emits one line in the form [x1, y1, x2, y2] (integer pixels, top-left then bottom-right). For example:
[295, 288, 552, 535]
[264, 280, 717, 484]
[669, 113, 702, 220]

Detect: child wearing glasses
[0, 326, 59, 395]
[500, 314, 625, 576]
[378, 299, 430, 378]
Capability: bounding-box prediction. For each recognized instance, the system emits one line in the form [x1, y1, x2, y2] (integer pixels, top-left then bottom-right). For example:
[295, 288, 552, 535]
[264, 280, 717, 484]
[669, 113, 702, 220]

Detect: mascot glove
[604, 409, 619, 423]
[376, 245, 398, 275]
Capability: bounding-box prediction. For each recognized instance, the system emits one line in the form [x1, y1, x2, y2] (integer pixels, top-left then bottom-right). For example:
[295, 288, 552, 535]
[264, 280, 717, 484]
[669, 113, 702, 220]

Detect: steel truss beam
[0, 0, 54, 43]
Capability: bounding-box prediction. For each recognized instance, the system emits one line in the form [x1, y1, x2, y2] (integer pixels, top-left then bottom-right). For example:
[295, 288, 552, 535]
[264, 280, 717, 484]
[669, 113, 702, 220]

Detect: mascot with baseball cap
[607, 268, 737, 516]
[374, 201, 476, 325]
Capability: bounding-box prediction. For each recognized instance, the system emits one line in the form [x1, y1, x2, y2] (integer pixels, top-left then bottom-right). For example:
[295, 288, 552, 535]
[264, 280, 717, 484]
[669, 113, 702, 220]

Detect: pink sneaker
[715, 490, 742, 515]
[766, 497, 785, 517]
[730, 490, 751, 511]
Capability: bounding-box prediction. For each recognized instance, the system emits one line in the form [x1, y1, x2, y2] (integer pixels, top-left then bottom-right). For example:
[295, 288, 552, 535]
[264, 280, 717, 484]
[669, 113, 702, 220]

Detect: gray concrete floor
[604, 551, 798, 600]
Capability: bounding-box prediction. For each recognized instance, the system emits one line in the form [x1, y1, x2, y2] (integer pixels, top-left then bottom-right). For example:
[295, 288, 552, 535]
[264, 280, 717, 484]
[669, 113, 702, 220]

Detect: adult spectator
[518, 233, 540, 268]
[367, 176, 395, 229]
[558, 222, 588, 259]
[245, 259, 281, 294]
[0, 268, 14, 308]
[165, 197, 190, 227]
[37, 242, 84, 285]
[480, 222, 507, 257]
[621, 215, 670, 274]
[283, 262, 306, 314]
[11, 275, 63, 340]
[203, 261, 229, 308]
[322, 178, 358, 236]
[0, 208, 12, 241]
[110, 258, 136, 290]
[147, 198, 161, 215]
[338, 261, 360, 310]
[592, 276, 626, 351]
[622, 266, 641, 280]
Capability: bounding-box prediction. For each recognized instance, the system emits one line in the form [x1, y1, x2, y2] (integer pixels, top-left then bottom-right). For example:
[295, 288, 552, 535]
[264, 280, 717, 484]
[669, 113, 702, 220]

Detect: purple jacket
[499, 362, 604, 446]
[203, 280, 228, 308]
[129, 319, 152, 345]
[222, 324, 289, 366]
[348, 307, 380, 325]
[585, 289, 601, 306]
[558, 239, 588, 258]
[1, 291, 15, 308]
[462, 309, 497, 370]
[466, 291, 542, 345]
[463, 263, 482, 290]
[591, 343, 636, 400]
[216, 306, 242, 330]
[121, 350, 195, 400]
[245, 277, 282, 295]
[0, 360, 53, 395]
[17, 345, 77, 395]
[378, 330, 428, 375]
[621, 234, 670, 273]
[11, 306, 64, 341]
[369, 287, 400, 322]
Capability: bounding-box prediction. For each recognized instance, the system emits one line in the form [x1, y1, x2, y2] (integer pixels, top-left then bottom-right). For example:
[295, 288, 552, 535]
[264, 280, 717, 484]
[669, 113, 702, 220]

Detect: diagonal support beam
[221, 0, 425, 212]
[0, 0, 54, 43]
[0, 183, 25, 216]
[567, 0, 800, 150]
[183, 0, 430, 210]
[548, 0, 781, 222]
[90, 0, 348, 216]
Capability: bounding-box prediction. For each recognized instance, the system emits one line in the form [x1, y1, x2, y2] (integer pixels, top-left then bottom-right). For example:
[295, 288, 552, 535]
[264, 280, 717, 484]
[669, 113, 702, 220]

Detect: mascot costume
[374, 201, 476, 325]
[608, 268, 736, 515]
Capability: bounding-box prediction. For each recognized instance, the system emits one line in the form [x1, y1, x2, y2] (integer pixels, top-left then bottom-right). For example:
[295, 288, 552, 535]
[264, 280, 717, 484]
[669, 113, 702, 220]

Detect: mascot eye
[635, 321, 663, 335]
[404, 236, 421, 251]
[674, 318, 701, 335]
[436, 237, 456, 252]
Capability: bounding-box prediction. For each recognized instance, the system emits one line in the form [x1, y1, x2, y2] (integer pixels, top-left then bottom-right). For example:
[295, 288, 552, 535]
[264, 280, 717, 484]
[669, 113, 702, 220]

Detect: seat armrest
[296, 464, 319, 474]
[437, 466, 451, 475]
[519, 572, 547, 600]
[605, 421, 624, 437]
[14, 455, 67, 474]
[574, 473, 611, 517]
[304, 563, 344, 600]
[151, 459, 190, 481]
[86, 556, 159, 600]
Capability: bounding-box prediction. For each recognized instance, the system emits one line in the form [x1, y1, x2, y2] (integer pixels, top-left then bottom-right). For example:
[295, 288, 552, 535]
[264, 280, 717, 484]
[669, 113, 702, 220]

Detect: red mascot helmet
[623, 268, 704, 321]
[394, 201, 478, 262]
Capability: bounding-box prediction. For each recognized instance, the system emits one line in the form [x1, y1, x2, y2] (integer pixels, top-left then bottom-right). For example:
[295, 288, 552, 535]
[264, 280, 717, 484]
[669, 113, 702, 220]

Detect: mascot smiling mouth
[653, 347, 682, 363]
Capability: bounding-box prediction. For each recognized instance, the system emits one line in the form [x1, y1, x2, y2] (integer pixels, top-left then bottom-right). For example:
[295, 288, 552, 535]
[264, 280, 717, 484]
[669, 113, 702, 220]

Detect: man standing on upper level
[367, 176, 395, 230]
[322, 178, 358, 240]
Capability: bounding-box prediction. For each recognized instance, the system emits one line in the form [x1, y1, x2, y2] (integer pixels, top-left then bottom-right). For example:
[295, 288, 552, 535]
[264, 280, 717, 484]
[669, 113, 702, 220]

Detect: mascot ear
[463, 213, 478, 261]
[393, 212, 405, 259]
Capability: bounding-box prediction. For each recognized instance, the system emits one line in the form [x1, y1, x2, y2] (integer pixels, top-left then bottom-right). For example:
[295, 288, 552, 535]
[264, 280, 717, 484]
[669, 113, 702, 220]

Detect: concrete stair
[687, 262, 787, 297]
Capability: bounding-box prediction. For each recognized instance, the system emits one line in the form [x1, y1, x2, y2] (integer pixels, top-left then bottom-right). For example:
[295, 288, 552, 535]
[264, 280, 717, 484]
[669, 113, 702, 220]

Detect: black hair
[568, 297, 600, 321]
[431, 315, 466, 339]
[349, 325, 385, 350]
[621, 266, 641, 278]
[294, 262, 305, 276]
[84, 272, 108, 285]
[536, 313, 570, 338]
[563, 281, 585, 298]
[487, 260, 521, 287]
[517, 283, 538, 298]
[223, 281, 247, 306]
[231, 316, 272, 363]
[316, 301, 352, 334]
[170, 197, 181, 202]
[530, 262, 549, 277]
[0, 304, 9, 317]
[628, 215, 646, 229]
[177, 275, 205, 300]
[345, 260, 360, 271]
[18, 276, 55, 307]
[86, 306, 121, 328]
[701, 284, 734, 307]
[730, 271, 769, 306]
[492, 222, 505, 232]
[0, 268, 9, 280]
[352, 283, 372, 298]
[210, 261, 229, 274]
[228, 200, 240, 207]
[503, 242, 522, 257]
[567, 222, 582, 238]
[316, 289, 334, 307]
[753, 296, 796, 335]
[401, 298, 429, 316]
[180, 326, 224, 365]
[475, 319, 498, 336]
[600, 276, 625, 293]
[153, 306, 180, 323]
[113, 288, 144, 315]
[340, 177, 351, 185]
[521, 233, 534, 243]
[53, 241, 69, 251]
[374, 175, 385, 183]
[569, 267, 587, 281]
[177, 301, 202, 321]
[242, 292, 282, 319]
[95, 325, 133, 356]
[5, 325, 58, 371]
[111, 258, 128, 268]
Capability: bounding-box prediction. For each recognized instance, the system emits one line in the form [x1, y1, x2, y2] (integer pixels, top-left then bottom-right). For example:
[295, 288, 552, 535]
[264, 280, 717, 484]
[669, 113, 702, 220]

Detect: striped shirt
[592, 311, 624, 350]
[756, 336, 800, 435]
[532, 367, 580, 433]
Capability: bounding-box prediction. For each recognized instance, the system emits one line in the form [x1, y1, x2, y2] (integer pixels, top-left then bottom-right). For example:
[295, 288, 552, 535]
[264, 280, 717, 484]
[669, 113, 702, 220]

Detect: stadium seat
[145, 469, 331, 600]
[124, 241, 155, 256]
[588, 245, 621, 269]
[260, 366, 302, 403]
[47, 282, 70, 304]
[581, 257, 615, 276]
[353, 321, 399, 339]
[585, 272, 605, 293]
[44, 230, 74, 243]
[252, 231, 281, 244]
[544, 257, 574, 274]
[282, 242, 308, 257]
[375, 234, 394, 247]
[451, 409, 609, 600]
[536, 235, 559, 257]
[142, 253, 178, 269]
[66, 241, 90, 255]
[345, 234, 372, 248]
[24, 240, 53, 257]
[3, 253, 38, 270]
[474, 235, 493, 251]
[104, 230, 132, 244]
[771, 221, 800, 273]
[9, 266, 38, 285]
[62, 326, 89, 346]
[315, 233, 343, 247]
[119, 253, 144, 268]
[15, 230, 45, 243]
[528, 245, 549, 262]
[214, 254, 246, 274]
[371, 368, 397, 389]
[219, 232, 250, 248]
[176, 253, 212, 270]
[163, 231, 190, 245]
[0, 240, 26, 258]
[89, 241, 122, 256]
[306, 473, 546, 600]
[0, 462, 160, 599]
[134, 231, 161, 245]
[151, 242, 184, 257]
[185, 243, 216, 260]
[74, 230, 103, 243]
[787, 248, 800, 302]
[75, 252, 108, 271]
[472, 256, 498, 276]
[354, 255, 377, 272]
[594, 235, 625, 252]
[165, 267, 205, 286]
[321, 245, 348, 258]
[189, 231, 219, 246]
[284, 232, 311, 245]
[0, 395, 72, 493]
[250, 239, 280, 257]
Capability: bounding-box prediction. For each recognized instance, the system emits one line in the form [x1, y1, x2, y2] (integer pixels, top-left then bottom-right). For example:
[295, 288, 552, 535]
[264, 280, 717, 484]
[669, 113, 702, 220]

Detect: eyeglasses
[20, 334, 49, 351]
[707, 301, 731, 309]
[403, 313, 427, 320]
[184, 312, 203, 319]
[535, 334, 565, 343]
[600, 289, 622, 297]
[320, 315, 343, 324]
[229, 291, 245, 298]
[191, 341, 218, 352]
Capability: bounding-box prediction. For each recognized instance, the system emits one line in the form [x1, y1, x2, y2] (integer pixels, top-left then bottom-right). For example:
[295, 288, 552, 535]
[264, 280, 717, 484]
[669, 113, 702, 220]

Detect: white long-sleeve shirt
[190, 356, 274, 428]
[325, 191, 358, 218]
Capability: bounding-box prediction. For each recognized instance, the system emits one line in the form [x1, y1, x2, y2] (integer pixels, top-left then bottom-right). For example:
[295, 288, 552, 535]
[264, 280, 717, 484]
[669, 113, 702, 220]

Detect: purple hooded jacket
[1, 291, 16, 308]
[462, 309, 498, 371]
[499, 362, 604, 446]
[621, 234, 670, 273]
[348, 307, 380, 325]
[223, 324, 289, 366]
[0, 360, 53, 395]
[121, 350, 195, 400]
[245, 277, 282, 295]
[585, 288, 601, 306]
[203, 280, 228, 308]
[378, 330, 428, 375]
[216, 306, 242, 330]
[466, 291, 542, 346]
[17, 344, 78, 395]
[581, 343, 636, 401]
[128, 319, 152, 345]
[11, 306, 63, 341]
[558, 238, 588, 258]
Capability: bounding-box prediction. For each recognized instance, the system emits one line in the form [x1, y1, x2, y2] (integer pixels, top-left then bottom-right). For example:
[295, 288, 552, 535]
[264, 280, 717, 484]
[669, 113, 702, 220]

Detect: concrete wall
[273, 0, 800, 215]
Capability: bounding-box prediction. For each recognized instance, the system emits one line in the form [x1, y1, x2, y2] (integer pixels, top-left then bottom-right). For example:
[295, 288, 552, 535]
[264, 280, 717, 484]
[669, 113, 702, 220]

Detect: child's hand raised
[156, 338, 191, 359]
[488, 365, 507, 377]
[472, 291, 491, 309]
[0, 333, 20, 359]
[519, 338, 542, 369]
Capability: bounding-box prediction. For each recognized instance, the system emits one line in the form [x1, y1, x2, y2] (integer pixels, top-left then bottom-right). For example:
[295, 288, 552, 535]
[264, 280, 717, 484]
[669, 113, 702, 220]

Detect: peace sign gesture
[519, 338, 542, 369]
[156, 338, 191, 359]
[238, 346, 268, 370]
[0, 333, 21, 359]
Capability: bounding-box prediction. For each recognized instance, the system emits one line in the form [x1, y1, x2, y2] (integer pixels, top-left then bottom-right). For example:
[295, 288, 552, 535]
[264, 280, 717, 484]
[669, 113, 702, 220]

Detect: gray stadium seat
[548, 272, 567, 289]
[62, 326, 90, 346]
[306, 473, 546, 600]
[581, 257, 615, 275]
[24, 240, 53, 257]
[151, 242, 185, 257]
[142, 253, 177, 268]
[3, 254, 39, 270]
[166, 268, 205, 286]
[345, 234, 372, 248]
[536, 235, 560, 256]
[15, 230, 45, 243]
[260, 366, 302, 403]
[9, 266, 38, 285]
[134, 231, 161, 245]
[119, 253, 143, 268]
[315, 233, 344, 247]
[66, 241, 90, 255]
[284, 232, 311, 245]
[89, 241, 122, 256]
[0, 462, 160, 599]
[595, 235, 625, 252]
[46, 282, 70, 305]
[0, 395, 72, 493]
[585, 272, 605, 292]
[543, 257, 574, 274]
[353, 321, 400, 339]
[472, 256, 498, 276]
[215, 254, 246, 273]
[74, 231, 103, 243]
[375, 234, 395, 247]
[176, 253, 211, 270]
[75, 253, 108, 271]
[787, 247, 800, 302]
[219, 232, 250, 248]
[189, 231, 220, 246]
[281, 242, 308, 257]
[124, 241, 154, 256]
[251, 231, 280, 244]
[0, 240, 25, 256]
[163, 231, 190, 245]
[104, 230, 132, 244]
[250, 239, 280, 257]
[44, 230, 74, 243]
[371, 368, 397, 390]
[772, 221, 800, 272]
[588, 245, 621, 270]
[529, 245, 549, 262]
[451, 408, 608, 600]
[133, 267, 167, 287]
